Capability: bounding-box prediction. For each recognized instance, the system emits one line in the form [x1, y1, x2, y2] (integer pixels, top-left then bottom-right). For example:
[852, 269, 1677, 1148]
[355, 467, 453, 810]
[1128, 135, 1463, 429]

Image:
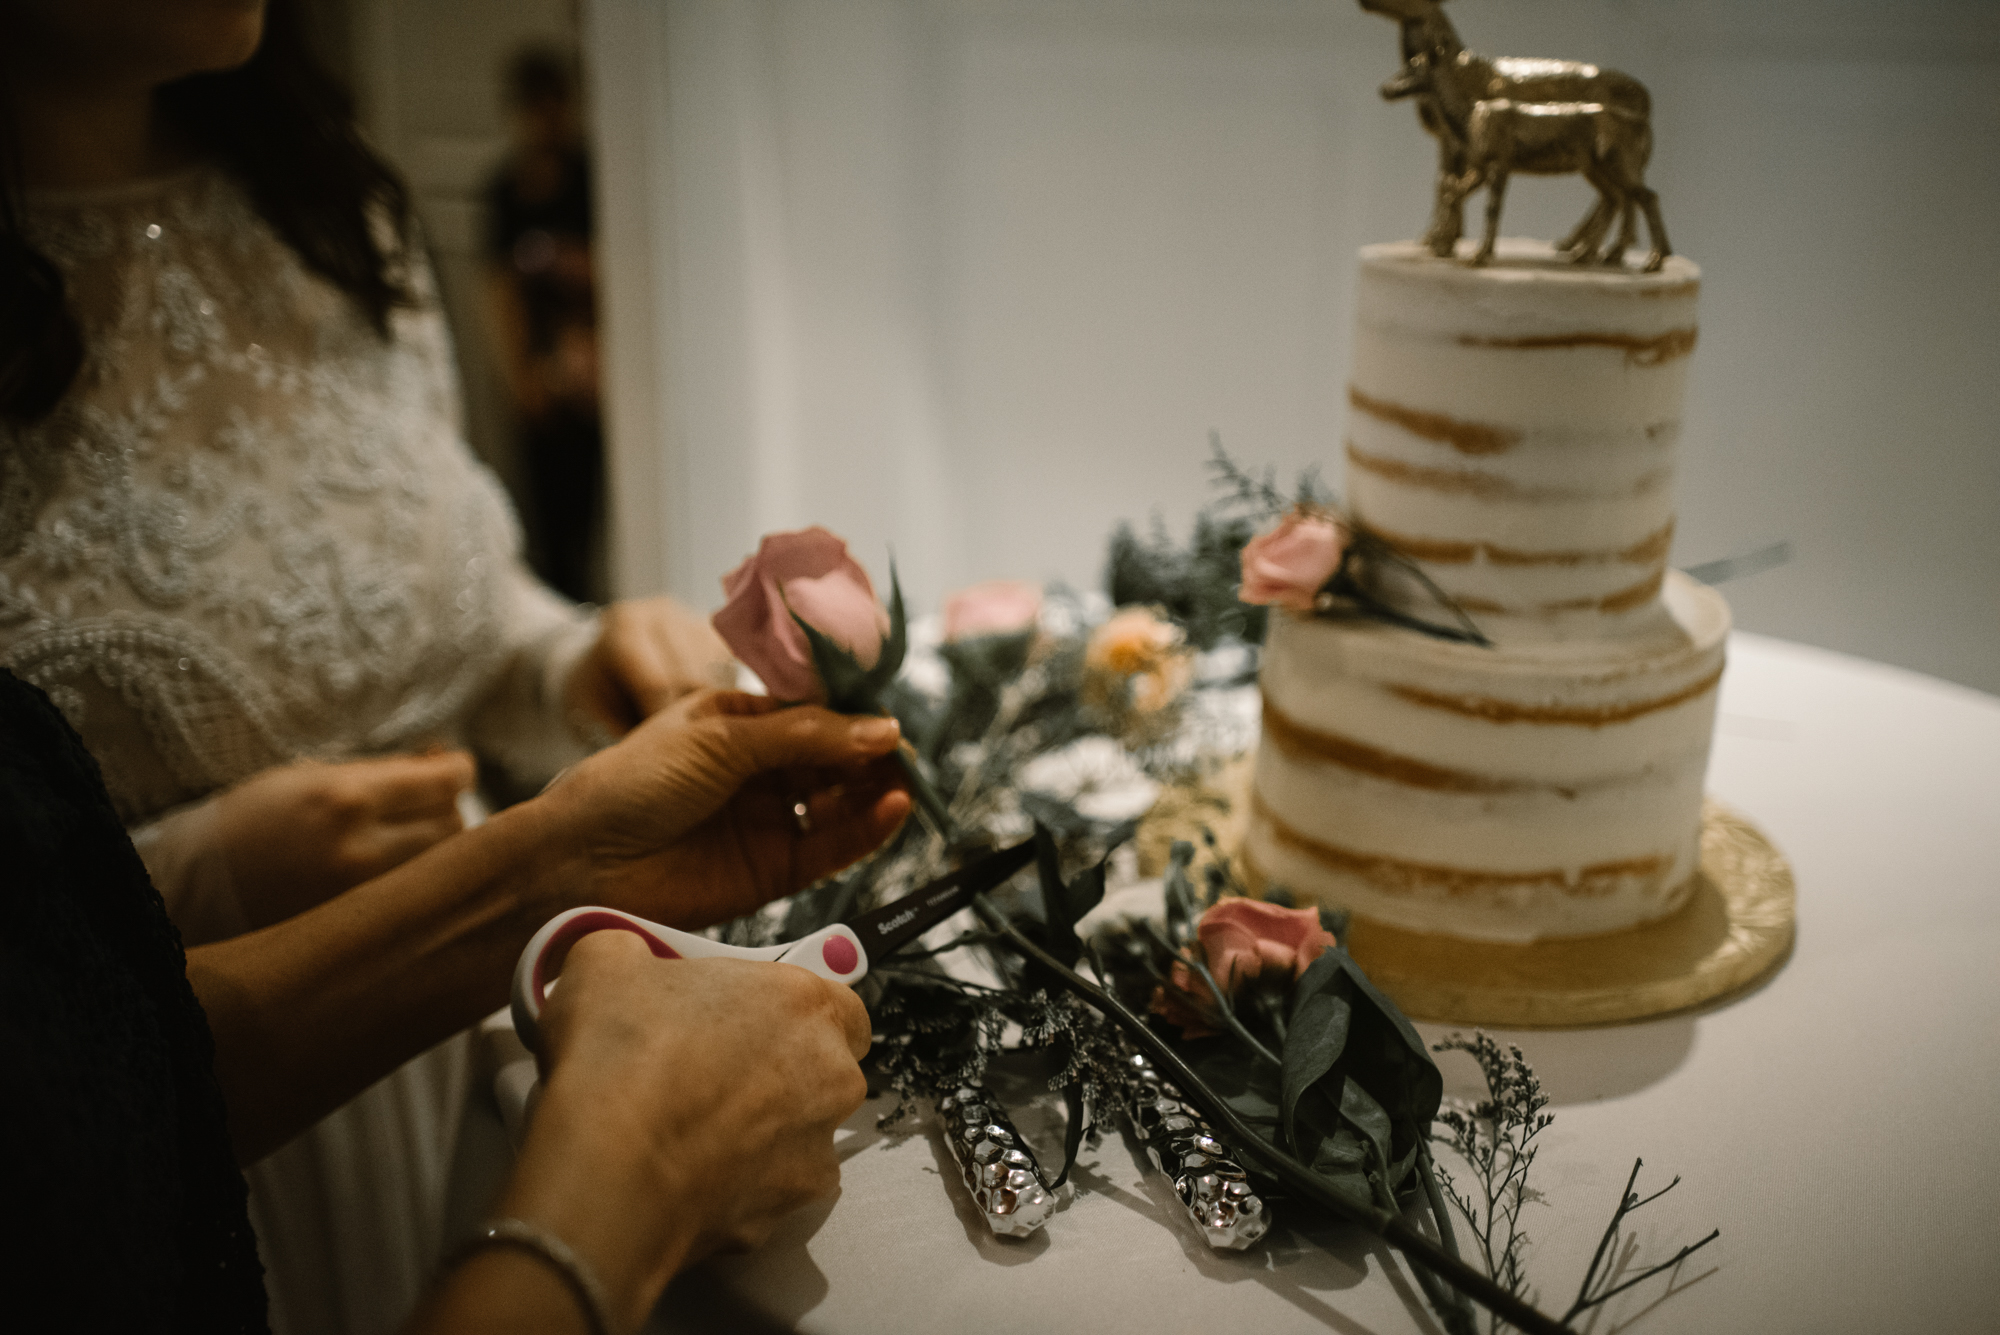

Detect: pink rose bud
[1151, 898, 1338, 1037]
[942, 579, 1043, 641]
[1195, 898, 1338, 995]
[712, 527, 892, 702]
[1238, 510, 1346, 611]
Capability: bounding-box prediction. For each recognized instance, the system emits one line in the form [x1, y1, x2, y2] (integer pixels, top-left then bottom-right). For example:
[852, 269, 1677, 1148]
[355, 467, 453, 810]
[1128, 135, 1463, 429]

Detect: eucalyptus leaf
[1281, 988, 1354, 1146]
[1338, 1076, 1396, 1197]
[1031, 825, 1066, 921]
[1063, 859, 1107, 926]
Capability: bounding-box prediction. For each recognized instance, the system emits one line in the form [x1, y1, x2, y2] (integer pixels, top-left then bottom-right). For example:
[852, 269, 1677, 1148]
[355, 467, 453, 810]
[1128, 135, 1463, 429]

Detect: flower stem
[1416, 1141, 1479, 1334]
[973, 895, 1574, 1335]
[895, 739, 958, 841]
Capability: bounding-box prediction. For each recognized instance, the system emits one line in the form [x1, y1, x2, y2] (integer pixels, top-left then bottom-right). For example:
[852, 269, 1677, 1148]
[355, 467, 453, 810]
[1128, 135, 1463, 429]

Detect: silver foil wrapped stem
[1117, 1051, 1271, 1250]
[936, 1086, 1057, 1238]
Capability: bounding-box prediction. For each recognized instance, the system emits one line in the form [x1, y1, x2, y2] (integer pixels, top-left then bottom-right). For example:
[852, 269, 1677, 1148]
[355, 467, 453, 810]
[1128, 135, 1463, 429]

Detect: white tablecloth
[606, 631, 2000, 1333]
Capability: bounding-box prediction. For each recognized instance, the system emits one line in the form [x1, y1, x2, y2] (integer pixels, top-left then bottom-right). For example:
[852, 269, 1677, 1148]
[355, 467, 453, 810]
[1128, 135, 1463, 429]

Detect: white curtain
[587, 0, 2000, 693]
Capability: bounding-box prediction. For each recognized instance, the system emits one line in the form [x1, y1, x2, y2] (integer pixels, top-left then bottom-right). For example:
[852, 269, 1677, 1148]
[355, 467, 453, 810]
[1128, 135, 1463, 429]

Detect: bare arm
[185, 791, 567, 1163]
[407, 934, 873, 1334]
[188, 692, 908, 1164]
[137, 750, 478, 948]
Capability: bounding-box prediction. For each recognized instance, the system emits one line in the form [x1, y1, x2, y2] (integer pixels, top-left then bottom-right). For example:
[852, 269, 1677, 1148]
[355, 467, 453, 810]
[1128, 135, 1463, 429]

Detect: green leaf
[1063, 859, 1107, 925]
[1162, 841, 1198, 946]
[1281, 987, 1353, 1148]
[1051, 1080, 1087, 1190]
[791, 609, 875, 712]
[1026, 826, 1111, 969]
[787, 559, 907, 714]
[1339, 1076, 1396, 1196]
[1180, 1036, 1284, 1137]
[1278, 949, 1443, 1205]
[860, 563, 910, 698]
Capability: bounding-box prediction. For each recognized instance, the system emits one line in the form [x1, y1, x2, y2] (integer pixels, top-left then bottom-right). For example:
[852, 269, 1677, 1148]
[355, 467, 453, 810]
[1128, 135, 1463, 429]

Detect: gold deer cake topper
[1360, 0, 1672, 272]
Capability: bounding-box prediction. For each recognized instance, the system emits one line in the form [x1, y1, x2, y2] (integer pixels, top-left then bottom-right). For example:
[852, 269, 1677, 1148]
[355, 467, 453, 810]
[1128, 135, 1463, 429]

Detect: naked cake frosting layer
[1251, 572, 1727, 942]
[1247, 240, 1729, 944]
[1346, 239, 1700, 638]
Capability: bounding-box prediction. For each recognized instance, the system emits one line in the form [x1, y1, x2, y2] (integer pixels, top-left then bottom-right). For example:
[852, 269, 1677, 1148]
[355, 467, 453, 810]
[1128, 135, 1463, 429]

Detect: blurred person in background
[0, 0, 732, 1329]
[484, 44, 603, 606]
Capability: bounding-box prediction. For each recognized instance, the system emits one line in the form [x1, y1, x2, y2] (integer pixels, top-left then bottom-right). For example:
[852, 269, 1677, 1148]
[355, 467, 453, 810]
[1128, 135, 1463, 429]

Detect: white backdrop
[586, 0, 2000, 694]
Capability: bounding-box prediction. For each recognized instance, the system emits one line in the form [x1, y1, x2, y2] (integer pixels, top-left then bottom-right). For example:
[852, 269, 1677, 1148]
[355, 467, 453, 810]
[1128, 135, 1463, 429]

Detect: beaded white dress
[2, 167, 596, 1335]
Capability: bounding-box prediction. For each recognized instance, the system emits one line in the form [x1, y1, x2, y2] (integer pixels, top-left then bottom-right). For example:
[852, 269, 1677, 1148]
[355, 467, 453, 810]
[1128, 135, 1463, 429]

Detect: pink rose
[1239, 510, 1346, 611]
[712, 527, 891, 702]
[1150, 897, 1337, 1036]
[1196, 897, 1337, 993]
[942, 579, 1043, 641]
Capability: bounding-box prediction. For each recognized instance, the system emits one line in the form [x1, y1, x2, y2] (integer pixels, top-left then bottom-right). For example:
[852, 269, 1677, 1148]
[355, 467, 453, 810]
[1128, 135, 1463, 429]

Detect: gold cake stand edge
[1237, 796, 1797, 1029]
[1138, 759, 1798, 1030]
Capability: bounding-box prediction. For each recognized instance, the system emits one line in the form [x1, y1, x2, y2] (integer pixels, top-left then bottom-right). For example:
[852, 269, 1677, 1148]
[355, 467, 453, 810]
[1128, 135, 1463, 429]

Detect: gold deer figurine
[1359, 0, 1671, 272]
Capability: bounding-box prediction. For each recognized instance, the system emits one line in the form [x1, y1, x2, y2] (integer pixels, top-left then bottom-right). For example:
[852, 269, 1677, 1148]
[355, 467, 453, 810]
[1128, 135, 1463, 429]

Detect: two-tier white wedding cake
[1247, 240, 1730, 944]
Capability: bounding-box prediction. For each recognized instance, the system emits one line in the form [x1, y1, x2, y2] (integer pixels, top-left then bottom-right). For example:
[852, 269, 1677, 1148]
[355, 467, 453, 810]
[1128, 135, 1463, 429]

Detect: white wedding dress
[2, 167, 595, 1335]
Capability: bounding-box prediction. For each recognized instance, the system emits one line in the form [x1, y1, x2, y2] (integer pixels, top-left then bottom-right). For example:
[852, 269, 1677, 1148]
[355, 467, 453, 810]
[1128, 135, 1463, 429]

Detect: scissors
[511, 839, 1038, 1053]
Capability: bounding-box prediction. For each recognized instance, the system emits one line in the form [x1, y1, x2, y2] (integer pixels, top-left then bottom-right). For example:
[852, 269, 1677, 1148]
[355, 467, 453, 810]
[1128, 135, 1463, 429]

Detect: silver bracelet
[453, 1217, 615, 1335]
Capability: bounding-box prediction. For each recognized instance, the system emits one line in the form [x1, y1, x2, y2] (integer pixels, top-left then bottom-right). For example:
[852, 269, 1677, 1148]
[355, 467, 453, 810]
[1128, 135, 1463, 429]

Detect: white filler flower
[1016, 735, 1161, 823]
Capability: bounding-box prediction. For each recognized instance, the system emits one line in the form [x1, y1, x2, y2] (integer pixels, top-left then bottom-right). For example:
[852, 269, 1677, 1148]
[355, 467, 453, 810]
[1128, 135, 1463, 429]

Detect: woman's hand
[189, 692, 902, 1165]
[539, 933, 871, 1262]
[546, 690, 911, 927]
[565, 597, 736, 738]
[417, 930, 872, 1332]
[211, 750, 475, 929]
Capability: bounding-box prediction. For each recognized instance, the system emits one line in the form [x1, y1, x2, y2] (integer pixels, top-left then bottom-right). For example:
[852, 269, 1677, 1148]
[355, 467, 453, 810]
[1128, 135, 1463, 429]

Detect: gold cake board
[1144, 764, 1796, 1029]
[1328, 801, 1795, 1027]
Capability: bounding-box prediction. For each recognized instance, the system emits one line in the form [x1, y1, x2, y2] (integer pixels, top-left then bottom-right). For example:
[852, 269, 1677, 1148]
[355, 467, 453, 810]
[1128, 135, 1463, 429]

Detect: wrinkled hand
[212, 751, 475, 929]
[548, 932, 870, 1255]
[461, 931, 870, 1330]
[546, 690, 910, 927]
[566, 596, 735, 738]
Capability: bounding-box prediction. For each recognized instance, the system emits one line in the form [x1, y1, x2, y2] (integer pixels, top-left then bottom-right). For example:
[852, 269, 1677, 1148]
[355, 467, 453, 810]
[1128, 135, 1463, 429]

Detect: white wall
[588, 0, 2000, 695]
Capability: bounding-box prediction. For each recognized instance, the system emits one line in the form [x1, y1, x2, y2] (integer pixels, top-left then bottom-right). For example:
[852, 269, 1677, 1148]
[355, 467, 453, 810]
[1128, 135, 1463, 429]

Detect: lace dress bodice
[1, 167, 587, 824]
[3, 165, 598, 1335]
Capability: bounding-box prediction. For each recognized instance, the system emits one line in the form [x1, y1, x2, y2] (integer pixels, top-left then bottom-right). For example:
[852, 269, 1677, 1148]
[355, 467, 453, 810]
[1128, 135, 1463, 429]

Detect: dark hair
[505, 44, 577, 110]
[0, 0, 415, 424]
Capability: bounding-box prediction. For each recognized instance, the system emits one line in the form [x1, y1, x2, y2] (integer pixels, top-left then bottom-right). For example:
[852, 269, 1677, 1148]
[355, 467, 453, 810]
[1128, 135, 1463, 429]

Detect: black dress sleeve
[0, 669, 268, 1334]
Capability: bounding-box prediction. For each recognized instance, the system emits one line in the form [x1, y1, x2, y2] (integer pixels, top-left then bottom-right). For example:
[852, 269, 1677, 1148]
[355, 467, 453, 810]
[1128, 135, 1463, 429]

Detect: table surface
[638, 632, 2000, 1335]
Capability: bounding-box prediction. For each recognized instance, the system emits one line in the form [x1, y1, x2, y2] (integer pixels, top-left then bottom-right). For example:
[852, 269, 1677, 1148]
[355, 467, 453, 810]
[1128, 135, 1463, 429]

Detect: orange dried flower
[1085, 607, 1192, 716]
